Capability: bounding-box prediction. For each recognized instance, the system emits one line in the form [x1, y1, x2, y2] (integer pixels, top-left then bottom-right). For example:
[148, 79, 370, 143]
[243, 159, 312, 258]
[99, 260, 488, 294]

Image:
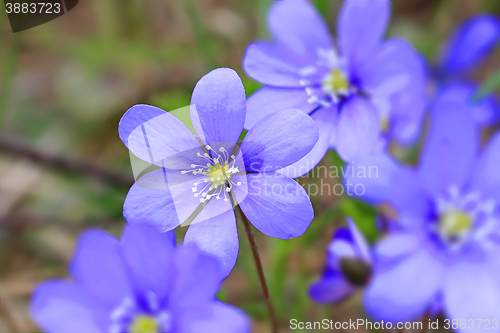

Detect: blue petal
[418, 95, 478, 197]
[389, 89, 427, 145]
[119, 104, 205, 169]
[276, 106, 337, 178]
[245, 86, 317, 129]
[268, 0, 332, 60]
[31, 280, 107, 333]
[169, 243, 224, 307]
[70, 230, 133, 308]
[123, 169, 202, 232]
[119, 104, 165, 148]
[357, 39, 415, 97]
[243, 42, 307, 88]
[435, 83, 499, 126]
[443, 261, 500, 329]
[190, 68, 246, 150]
[241, 109, 318, 172]
[176, 302, 250, 333]
[120, 225, 176, 300]
[338, 0, 390, 65]
[364, 247, 444, 322]
[374, 233, 421, 260]
[183, 200, 238, 278]
[233, 173, 314, 239]
[344, 154, 430, 222]
[470, 132, 500, 199]
[336, 97, 380, 161]
[441, 15, 500, 75]
[346, 218, 371, 262]
[309, 274, 356, 304]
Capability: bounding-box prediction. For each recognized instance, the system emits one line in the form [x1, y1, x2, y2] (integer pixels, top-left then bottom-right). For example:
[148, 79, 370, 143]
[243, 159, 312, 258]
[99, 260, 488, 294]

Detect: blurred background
[0, 0, 499, 332]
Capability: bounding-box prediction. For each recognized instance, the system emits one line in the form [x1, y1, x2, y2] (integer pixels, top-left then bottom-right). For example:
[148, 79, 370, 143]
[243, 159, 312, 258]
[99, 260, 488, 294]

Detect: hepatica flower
[309, 219, 371, 304]
[31, 225, 250, 333]
[119, 68, 318, 277]
[243, 0, 426, 172]
[435, 15, 500, 126]
[346, 93, 500, 324]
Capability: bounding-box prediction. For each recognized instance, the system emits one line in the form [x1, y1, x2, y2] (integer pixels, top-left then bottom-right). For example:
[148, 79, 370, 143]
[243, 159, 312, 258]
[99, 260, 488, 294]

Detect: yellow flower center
[380, 115, 389, 132]
[206, 163, 230, 188]
[129, 315, 158, 333]
[322, 69, 349, 95]
[439, 209, 472, 241]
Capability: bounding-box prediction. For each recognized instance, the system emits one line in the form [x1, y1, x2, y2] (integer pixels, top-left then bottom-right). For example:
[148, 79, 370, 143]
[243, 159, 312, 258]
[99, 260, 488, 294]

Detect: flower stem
[237, 206, 280, 333]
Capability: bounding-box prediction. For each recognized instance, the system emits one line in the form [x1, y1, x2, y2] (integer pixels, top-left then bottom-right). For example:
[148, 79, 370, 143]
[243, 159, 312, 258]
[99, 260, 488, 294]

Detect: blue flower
[119, 68, 318, 277]
[31, 224, 250, 333]
[436, 15, 500, 126]
[309, 218, 371, 304]
[440, 15, 500, 76]
[346, 93, 500, 324]
[242, 0, 427, 170]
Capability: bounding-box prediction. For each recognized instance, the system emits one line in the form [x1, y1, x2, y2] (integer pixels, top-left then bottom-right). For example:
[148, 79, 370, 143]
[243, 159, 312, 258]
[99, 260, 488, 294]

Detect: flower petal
[120, 225, 176, 300]
[418, 96, 478, 197]
[346, 218, 371, 262]
[357, 39, 415, 97]
[309, 274, 356, 304]
[389, 90, 427, 145]
[245, 86, 317, 129]
[443, 260, 500, 328]
[170, 243, 226, 307]
[176, 302, 250, 333]
[190, 68, 246, 150]
[70, 230, 133, 308]
[336, 97, 380, 161]
[123, 170, 202, 232]
[344, 154, 430, 222]
[233, 173, 314, 239]
[338, 0, 390, 65]
[120, 104, 205, 169]
[268, 0, 332, 60]
[276, 105, 337, 178]
[241, 109, 318, 172]
[441, 15, 500, 74]
[243, 42, 306, 88]
[375, 233, 421, 260]
[435, 83, 499, 126]
[364, 247, 444, 322]
[184, 201, 238, 278]
[31, 281, 107, 333]
[470, 132, 500, 199]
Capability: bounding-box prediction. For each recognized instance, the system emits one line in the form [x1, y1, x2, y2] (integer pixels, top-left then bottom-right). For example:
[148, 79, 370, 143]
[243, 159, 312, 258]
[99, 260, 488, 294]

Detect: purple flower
[436, 15, 500, 126]
[346, 93, 500, 324]
[433, 83, 499, 126]
[243, 0, 427, 170]
[31, 224, 250, 333]
[440, 15, 500, 76]
[309, 219, 371, 304]
[119, 68, 318, 277]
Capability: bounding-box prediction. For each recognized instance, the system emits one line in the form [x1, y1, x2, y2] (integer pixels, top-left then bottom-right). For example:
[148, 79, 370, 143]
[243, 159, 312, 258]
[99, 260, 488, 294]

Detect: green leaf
[473, 68, 500, 102]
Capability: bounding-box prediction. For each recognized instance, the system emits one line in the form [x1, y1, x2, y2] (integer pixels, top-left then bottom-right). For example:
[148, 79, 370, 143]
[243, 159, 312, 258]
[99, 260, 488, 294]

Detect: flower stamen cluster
[182, 145, 241, 203]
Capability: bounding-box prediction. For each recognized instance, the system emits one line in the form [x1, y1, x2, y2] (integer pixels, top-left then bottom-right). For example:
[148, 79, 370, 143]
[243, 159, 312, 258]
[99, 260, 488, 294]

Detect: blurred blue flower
[31, 224, 250, 333]
[440, 15, 500, 76]
[436, 15, 500, 126]
[119, 68, 318, 277]
[346, 92, 500, 324]
[243, 0, 427, 169]
[309, 219, 371, 304]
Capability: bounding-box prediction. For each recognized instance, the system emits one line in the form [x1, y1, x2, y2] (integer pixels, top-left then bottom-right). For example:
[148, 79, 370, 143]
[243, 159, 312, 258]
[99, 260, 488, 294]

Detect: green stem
[236, 205, 280, 333]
